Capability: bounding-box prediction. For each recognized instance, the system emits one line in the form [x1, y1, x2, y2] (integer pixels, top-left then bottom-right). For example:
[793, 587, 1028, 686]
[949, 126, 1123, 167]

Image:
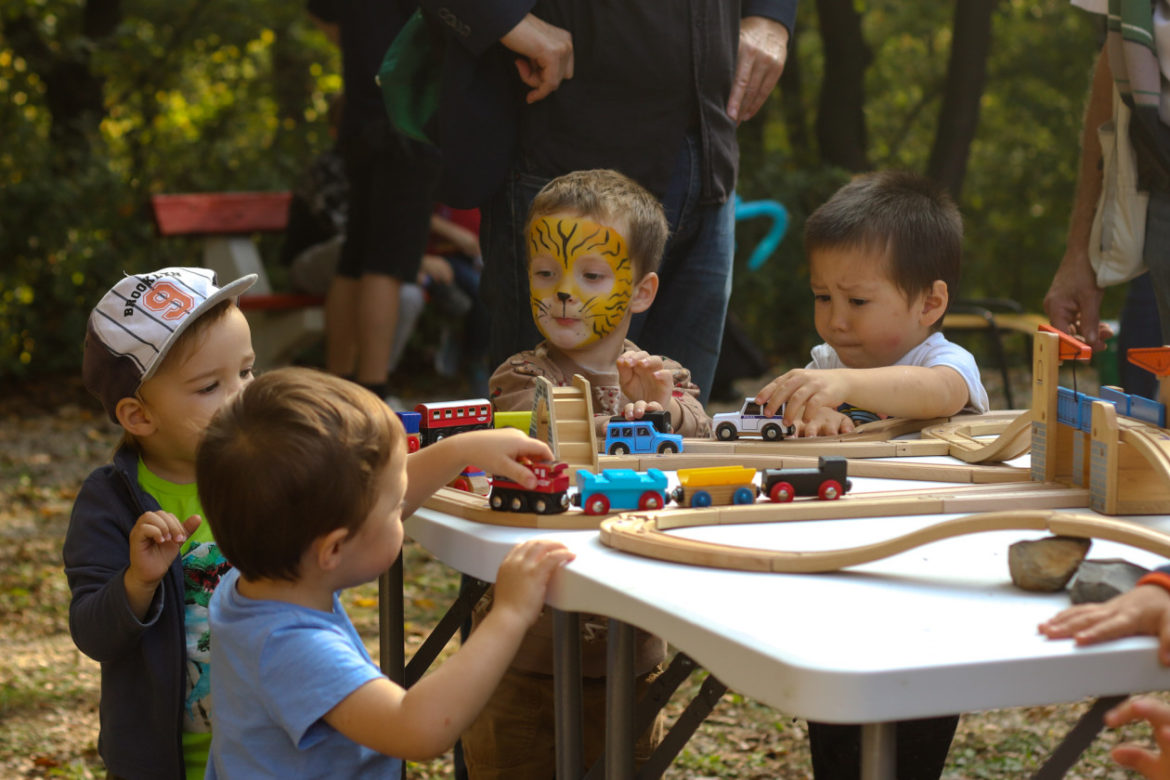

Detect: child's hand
[1038, 584, 1170, 665]
[455, 428, 555, 490]
[796, 407, 854, 438]
[125, 511, 201, 619]
[617, 351, 674, 409]
[621, 400, 664, 420]
[1106, 697, 1170, 779]
[127, 510, 201, 586]
[491, 539, 576, 627]
[756, 368, 851, 426]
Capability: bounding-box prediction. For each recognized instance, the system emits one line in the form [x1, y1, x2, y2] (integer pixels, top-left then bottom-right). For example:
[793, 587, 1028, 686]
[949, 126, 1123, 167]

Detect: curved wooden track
[921, 410, 1033, 463]
[599, 510, 1170, 573]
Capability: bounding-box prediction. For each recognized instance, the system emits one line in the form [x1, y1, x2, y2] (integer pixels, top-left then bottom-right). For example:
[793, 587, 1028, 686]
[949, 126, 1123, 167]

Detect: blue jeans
[479, 133, 735, 405]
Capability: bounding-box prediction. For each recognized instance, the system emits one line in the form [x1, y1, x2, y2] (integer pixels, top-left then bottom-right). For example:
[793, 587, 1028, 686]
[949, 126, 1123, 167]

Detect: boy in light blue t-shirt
[197, 368, 573, 777]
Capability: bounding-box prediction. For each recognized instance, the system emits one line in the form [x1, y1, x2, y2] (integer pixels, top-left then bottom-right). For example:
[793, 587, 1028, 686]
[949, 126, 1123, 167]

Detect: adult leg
[480, 170, 551, 372]
[808, 715, 960, 779]
[1117, 273, 1162, 398]
[629, 133, 735, 405]
[1144, 190, 1170, 346]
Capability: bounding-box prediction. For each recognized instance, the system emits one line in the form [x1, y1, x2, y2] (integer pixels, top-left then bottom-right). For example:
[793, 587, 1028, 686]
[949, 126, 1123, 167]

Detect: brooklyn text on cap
[83, 267, 256, 421]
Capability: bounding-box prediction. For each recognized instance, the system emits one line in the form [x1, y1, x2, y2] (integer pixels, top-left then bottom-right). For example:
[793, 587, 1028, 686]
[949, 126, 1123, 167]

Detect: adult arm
[1044, 44, 1112, 350]
[418, 0, 573, 103]
[730, 0, 797, 122]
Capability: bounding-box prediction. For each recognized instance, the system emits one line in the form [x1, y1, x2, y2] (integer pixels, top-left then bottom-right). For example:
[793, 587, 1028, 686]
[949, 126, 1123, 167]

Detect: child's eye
[583, 272, 607, 282]
[198, 382, 219, 395]
[813, 294, 830, 303]
[849, 298, 867, 306]
[240, 367, 254, 380]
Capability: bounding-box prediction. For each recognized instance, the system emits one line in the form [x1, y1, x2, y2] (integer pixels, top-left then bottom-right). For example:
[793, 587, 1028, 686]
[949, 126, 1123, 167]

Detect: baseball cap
[83, 267, 256, 422]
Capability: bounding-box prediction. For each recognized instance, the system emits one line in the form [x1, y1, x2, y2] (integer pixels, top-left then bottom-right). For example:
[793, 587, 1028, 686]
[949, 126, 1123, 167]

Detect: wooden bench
[150, 191, 325, 370]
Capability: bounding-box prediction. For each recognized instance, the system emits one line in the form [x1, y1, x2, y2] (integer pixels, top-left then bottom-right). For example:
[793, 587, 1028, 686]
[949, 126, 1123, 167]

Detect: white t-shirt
[806, 331, 991, 414]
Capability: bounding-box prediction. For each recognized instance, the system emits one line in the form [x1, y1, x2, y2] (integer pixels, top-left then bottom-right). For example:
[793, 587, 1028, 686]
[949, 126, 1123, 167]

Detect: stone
[1068, 558, 1151, 604]
[1008, 535, 1092, 592]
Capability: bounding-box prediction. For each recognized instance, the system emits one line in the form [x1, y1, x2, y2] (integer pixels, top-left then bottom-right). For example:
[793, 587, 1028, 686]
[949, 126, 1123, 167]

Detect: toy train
[414, 398, 493, 446]
[488, 458, 571, 514]
[486, 458, 851, 515]
[396, 411, 422, 453]
[760, 456, 851, 502]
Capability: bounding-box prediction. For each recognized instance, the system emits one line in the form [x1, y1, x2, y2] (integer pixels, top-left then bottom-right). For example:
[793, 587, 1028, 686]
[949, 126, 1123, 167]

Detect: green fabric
[378, 9, 441, 144]
[136, 458, 209, 553]
[137, 459, 215, 779]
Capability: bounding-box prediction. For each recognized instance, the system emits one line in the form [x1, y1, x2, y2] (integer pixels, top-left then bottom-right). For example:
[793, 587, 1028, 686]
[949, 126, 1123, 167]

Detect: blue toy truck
[603, 411, 684, 455]
[572, 468, 670, 515]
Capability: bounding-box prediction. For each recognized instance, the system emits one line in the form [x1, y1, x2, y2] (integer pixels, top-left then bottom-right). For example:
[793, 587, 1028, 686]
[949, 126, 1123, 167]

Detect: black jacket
[63, 445, 188, 779]
[426, 0, 797, 206]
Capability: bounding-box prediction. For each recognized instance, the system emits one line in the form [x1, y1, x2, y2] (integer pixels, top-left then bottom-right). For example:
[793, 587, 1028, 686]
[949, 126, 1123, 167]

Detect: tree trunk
[779, 26, 812, 163]
[928, 0, 996, 200]
[815, 0, 871, 171]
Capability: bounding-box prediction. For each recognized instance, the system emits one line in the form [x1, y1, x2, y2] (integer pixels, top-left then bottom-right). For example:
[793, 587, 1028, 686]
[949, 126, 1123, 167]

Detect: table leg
[860, 722, 896, 780]
[606, 619, 636, 780]
[554, 609, 584, 779]
[379, 552, 405, 684]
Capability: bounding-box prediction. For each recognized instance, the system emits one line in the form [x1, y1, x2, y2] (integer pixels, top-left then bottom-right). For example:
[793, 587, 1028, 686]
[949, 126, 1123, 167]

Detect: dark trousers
[808, 715, 960, 779]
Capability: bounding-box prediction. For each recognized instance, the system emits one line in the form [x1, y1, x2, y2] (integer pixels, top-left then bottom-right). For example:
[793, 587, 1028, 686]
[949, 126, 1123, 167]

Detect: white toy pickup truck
[712, 398, 794, 441]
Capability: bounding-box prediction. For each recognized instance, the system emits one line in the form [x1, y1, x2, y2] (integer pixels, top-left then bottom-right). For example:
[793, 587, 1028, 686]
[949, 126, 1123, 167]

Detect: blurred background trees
[0, 0, 1114, 380]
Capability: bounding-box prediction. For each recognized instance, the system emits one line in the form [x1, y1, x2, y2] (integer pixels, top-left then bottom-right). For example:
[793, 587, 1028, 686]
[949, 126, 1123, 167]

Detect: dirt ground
[0, 371, 1164, 779]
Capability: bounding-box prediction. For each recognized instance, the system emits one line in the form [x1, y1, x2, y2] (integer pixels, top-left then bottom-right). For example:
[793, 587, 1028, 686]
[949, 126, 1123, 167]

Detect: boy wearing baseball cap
[64, 267, 256, 779]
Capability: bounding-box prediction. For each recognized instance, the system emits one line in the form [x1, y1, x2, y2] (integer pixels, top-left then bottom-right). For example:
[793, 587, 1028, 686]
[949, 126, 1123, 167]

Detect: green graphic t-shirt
[138, 460, 230, 780]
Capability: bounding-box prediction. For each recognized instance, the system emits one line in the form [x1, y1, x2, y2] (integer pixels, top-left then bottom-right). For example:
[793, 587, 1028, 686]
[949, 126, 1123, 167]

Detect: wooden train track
[599, 509, 1170, 573]
[423, 481, 1089, 530]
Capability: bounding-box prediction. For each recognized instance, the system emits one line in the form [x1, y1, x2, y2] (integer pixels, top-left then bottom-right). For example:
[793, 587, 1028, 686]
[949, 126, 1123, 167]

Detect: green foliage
[0, 0, 338, 378]
[0, 0, 1126, 376]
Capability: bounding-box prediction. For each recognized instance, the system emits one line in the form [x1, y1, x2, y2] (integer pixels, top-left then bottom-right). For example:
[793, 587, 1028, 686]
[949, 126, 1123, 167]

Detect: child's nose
[557, 291, 571, 302]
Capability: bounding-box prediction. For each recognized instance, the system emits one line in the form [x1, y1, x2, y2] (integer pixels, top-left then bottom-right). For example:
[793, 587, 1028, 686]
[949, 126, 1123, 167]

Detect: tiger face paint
[528, 215, 635, 350]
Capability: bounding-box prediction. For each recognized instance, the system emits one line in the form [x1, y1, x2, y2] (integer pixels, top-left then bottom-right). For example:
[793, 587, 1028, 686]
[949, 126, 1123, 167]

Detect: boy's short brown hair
[526, 169, 669, 280]
[804, 171, 962, 325]
[197, 368, 404, 582]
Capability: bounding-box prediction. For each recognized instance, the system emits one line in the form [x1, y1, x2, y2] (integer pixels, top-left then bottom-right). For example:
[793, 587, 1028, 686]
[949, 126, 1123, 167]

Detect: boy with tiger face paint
[471, 170, 711, 779]
[489, 169, 712, 441]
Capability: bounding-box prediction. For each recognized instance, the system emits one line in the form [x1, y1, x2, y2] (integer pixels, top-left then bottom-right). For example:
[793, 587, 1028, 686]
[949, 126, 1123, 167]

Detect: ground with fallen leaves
[0, 371, 1163, 778]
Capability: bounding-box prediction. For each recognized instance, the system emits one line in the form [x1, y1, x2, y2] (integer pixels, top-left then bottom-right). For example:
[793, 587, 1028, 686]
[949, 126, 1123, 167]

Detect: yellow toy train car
[670, 465, 760, 507]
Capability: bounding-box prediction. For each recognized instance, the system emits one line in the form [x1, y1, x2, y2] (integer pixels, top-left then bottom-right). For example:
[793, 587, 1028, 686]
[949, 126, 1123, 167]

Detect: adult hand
[1105, 697, 1170, 779]
[499, 13, 574, 104]
[1043, 247, 1111, 351]
[728, 16, 789, 123]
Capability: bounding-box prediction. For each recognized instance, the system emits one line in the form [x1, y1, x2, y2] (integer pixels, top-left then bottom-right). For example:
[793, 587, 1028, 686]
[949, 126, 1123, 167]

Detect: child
[63, 267, 258, 779]
[755, 170, 990, 437]
[467, 169, 709, 778]
[753, 171, 990, 779]
[1103, 696, 1170, 778]
[196, 368, 574, 776]
[489, 167, 712, 440]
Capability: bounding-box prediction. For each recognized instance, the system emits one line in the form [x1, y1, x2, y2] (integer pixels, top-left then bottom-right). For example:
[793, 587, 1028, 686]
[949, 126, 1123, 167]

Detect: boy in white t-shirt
[756, 171, 990, 779]
[755, 170, 989, 439]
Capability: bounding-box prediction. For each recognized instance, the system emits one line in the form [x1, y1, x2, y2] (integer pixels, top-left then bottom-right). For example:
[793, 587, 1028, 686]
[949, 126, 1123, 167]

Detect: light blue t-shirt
[205, 568, 401, 779]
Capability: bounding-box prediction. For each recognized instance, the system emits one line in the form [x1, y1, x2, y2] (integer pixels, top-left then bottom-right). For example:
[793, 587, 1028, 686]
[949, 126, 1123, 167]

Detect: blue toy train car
[572, 468, 669, 515]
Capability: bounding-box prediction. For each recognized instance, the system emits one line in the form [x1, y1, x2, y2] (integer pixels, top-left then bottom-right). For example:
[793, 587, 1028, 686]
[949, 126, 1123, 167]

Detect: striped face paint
[528, 215, 635, 350]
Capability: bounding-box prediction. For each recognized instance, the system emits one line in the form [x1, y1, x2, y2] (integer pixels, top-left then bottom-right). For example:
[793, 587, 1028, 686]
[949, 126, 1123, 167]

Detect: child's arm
[1038, 579, 1170, 665]
[403, 428, 554, 512]
[1105, 697, 1170, 779]
[323, 538, 575, 760]
[617, 350, 711, 437]
[124, 510, 203, 620]
[756, 365, 970, 427]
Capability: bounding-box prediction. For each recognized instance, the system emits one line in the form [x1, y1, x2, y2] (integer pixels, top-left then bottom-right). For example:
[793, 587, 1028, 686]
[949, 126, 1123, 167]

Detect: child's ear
[313, 528, 351, 572]
[629, 272, 660, 315]
[918, 280, 949, 328]
[115, 396, 156, 438]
